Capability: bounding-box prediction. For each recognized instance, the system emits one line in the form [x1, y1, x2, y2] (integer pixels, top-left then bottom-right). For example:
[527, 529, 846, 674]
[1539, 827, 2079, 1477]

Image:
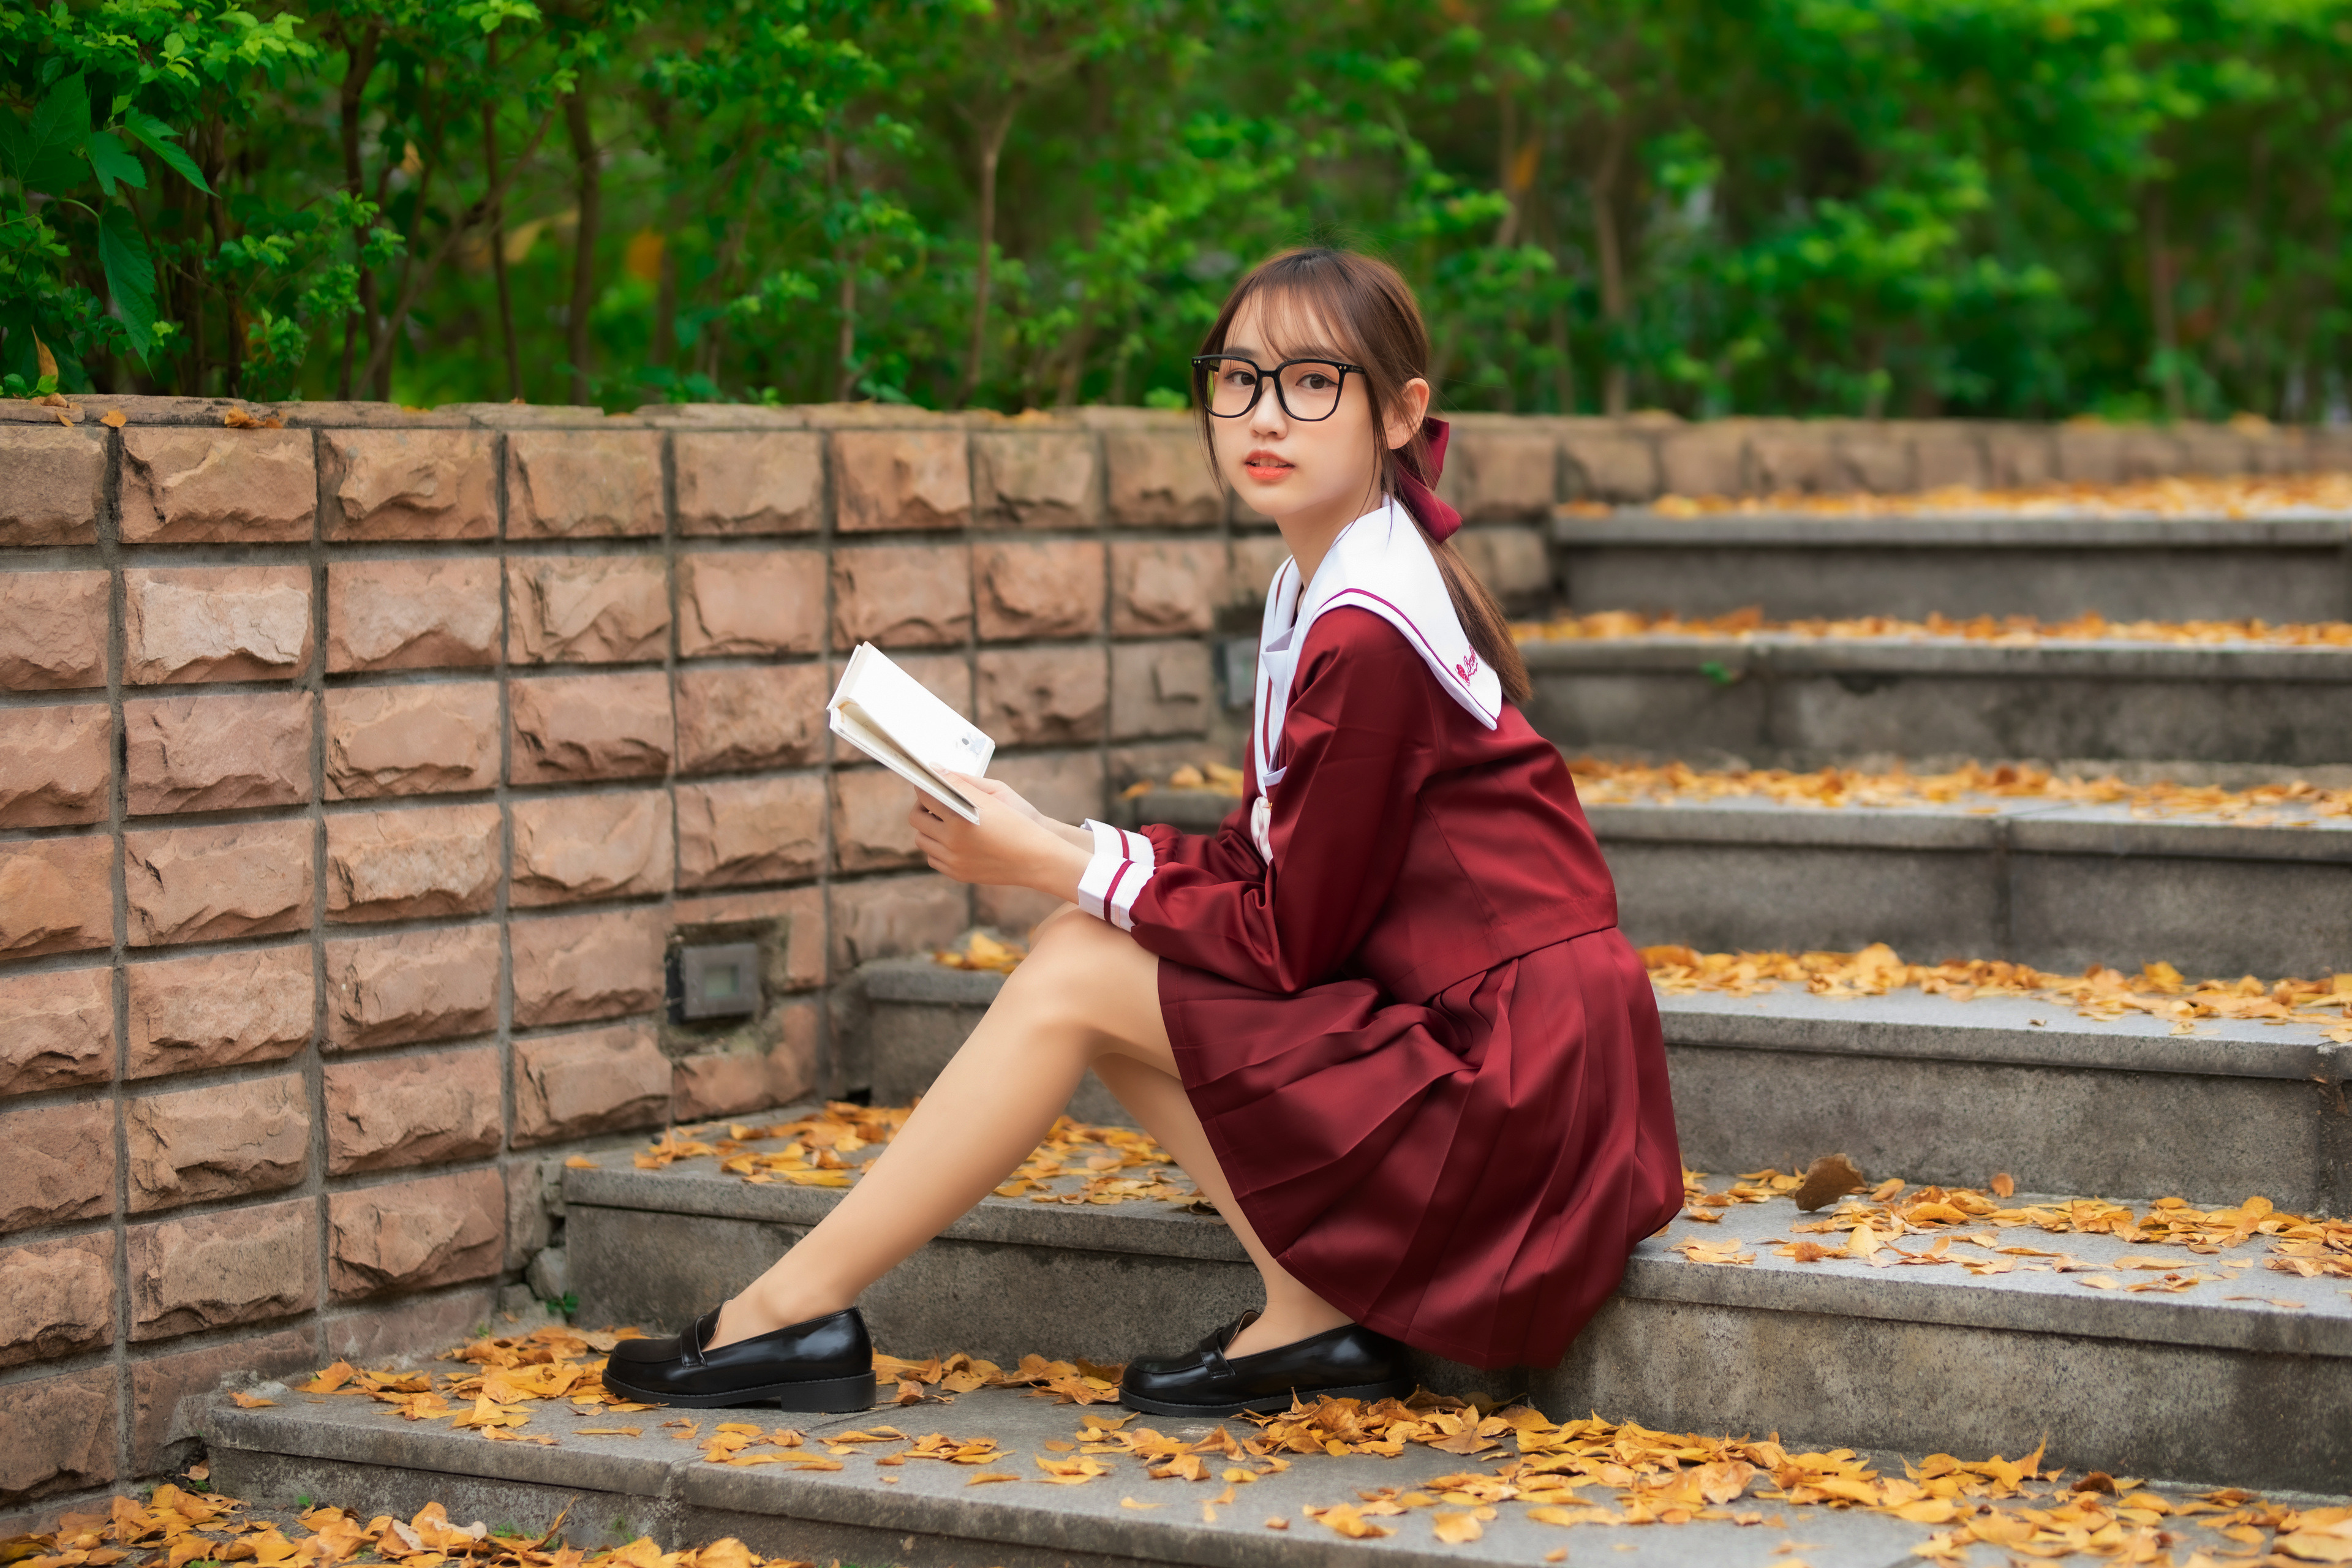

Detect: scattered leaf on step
[228, 1392, 276, 1409]
[1118, 1498, 1160, 1510]
[1431, 1512, 1482, 1543]
[1795, 1155, 1866, 1212]
[964, 1474, 1019, 1486]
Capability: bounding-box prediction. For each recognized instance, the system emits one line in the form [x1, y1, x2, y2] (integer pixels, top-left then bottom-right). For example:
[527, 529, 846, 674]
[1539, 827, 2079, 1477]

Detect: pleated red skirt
[1159, 925, 1684, 1371]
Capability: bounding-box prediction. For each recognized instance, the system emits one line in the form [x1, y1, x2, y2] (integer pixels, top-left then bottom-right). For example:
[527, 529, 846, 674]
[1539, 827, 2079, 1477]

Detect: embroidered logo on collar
[1454, 649, 1480, 682]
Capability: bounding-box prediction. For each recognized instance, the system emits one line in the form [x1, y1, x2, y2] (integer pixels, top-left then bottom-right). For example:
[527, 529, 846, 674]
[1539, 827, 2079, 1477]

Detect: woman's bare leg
[711, 907, 1347, 1355]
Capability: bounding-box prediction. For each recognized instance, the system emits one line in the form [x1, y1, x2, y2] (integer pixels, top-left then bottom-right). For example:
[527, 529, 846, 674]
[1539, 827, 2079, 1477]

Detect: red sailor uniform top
[1076, 606, 1620, 1001]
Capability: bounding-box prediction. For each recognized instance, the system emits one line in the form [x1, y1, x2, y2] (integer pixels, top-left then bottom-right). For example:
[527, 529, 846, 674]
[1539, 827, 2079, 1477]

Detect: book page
[825, 644, 996, 823]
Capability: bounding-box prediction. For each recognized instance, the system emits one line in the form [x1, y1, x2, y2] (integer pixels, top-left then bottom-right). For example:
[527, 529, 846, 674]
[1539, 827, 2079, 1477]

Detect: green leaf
[98, 205, 158, 358]
[86, 130, 147, 198]
[13, 75, 94, 194]
[123, 111, 213, 194]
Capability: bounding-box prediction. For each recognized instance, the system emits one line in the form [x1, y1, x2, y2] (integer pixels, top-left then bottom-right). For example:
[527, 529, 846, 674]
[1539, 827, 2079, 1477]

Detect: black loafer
[601, 1303, 875, 1410]
[1120, 1310, 1414, 1417]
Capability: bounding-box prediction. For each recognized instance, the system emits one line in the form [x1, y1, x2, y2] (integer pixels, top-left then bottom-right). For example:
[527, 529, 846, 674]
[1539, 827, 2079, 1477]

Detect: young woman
[604, 246, 1684, 1416]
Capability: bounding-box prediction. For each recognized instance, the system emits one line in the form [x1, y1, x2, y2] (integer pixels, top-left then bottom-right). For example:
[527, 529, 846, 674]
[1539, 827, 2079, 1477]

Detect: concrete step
[1114, 789, 2349, 997]
[1521, 633, 2352, 770]
[539, 1121, 2352, 1493]
[1551, 507, 2352, 622]
[1589, 793, 2352, 981]
[845, 962, 2348, 1216]
[199, 1376, 2244, 1568]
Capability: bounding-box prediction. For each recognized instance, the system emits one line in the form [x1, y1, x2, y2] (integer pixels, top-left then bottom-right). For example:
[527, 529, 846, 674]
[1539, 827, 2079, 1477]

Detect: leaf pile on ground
[1642, 941, 2352, 1041]
[1672, 1164, 2352, 1295]
[931, 929, 1027, 972]
[604, 1105, 1204, 1211]
[1566, 756, 2351, 823]
[1518, 604, 2352, 648]
[1116, 762, 1248, 800]
[1592, 471, 2352, 521]
[9, 1487, 822, 1568]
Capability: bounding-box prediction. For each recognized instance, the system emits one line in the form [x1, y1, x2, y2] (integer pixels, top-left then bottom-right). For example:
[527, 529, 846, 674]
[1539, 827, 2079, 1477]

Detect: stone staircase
[202, 496, 2352, 1559]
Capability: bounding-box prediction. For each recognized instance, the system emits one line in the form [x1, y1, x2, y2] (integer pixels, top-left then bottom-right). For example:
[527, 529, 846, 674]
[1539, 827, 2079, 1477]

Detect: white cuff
[1077, 820, 1156, 933]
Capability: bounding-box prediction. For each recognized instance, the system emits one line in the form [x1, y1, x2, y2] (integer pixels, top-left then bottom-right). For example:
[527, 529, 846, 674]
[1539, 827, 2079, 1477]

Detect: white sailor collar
[1252, 497, 1502, 797]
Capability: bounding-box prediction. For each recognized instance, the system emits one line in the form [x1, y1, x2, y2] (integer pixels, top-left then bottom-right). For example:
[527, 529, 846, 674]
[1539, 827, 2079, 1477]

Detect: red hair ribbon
[1393, 417, 1461, 542]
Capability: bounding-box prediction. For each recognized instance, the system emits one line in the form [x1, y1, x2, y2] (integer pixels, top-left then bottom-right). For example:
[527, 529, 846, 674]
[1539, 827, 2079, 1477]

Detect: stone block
[1560, 424, 1660, 502]
[1104, 429, 1221, 526]
[1747, 423, 1844, 494]
[511, 905, 666, 1028]
[989, 748, 1105, 826]
[1447, 428, 1558, 519]
[1225, 535, 1291, 615]
[324, 802, 500, 922]
[328, 1167, 505, 1299]
[0, 967, 113, 1096]
[670, 1048, 780, 1122]
[674, 430, 823, 535]
[973, 539, 1103, 641]
[127, 1197, 318, 1340]
[0, 1368, 115, 1504]
[1655, 424, 1749, 498]
[767, 997, 820, 1101]
[127, 943, 314, 1080]
[126, 818, 313, 946]
[507, 428, 664, 538]
[0, 835, 113, 959]
[0, 426, 104, 546]
[510, 790, 674, 906]
[127, 1071, 308, 1213]
[325, 682, 500, 799]
[324, 1046, 502, 1175]
[671, 884, 824, 992]
[0, 1235, 113, 1368]
[510, 670, 673, 783]
[829, 873, 968, 970]
[832, 429, 970, 532]
[972, 882, 1064, 943]
[1833, 426, 1913, 492]
[129, 1329, 313, 1474]
[829, 766, 924, 873]
[675, 663, 827, 775]
[831, 543, 972, 649]
[1912, 426, 1985, 491]
[0, 1101, 113, 1231]
[0, 570, 108, 690]
[678, 549, 824, 656]
[973, 430, 1099, 527]
[504, 1157, 552, 1272]
[318, 427, 497, 540]
[320, 1283, 499, 1365]
[1110, 639, 1212, 739]
[124, 689, 314, 815]
[325, 557, 501, 673]
[0, 703, 109, 828]
[124, 565, 314, 684]
[326, 924, 499, 1049]
[1983, 424, 2059, 488]
[1452, 524, 1553, 608]
[677, 776, 823, 889]
[512, 1023, 670, 1146]
[1110, 740, 1219, 794]
[977, 644, 1107, 746]
[2055, 423, 2179, 484]
[119, 427, 315, 543]
[1110, 539, 1223, 636]
[508, 553, 671, 664]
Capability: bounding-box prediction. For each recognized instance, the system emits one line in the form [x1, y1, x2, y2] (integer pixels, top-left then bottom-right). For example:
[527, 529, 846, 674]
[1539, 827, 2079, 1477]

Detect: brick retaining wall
[0, 394, 2342, 1517]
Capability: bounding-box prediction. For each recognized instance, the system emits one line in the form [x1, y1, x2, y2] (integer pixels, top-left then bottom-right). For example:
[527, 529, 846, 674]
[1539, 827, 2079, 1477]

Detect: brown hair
[1193, 246, 1532, 707]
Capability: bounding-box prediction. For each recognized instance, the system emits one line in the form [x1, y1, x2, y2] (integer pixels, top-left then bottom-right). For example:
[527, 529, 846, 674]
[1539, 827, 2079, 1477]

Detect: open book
[826, 643, 997, 823]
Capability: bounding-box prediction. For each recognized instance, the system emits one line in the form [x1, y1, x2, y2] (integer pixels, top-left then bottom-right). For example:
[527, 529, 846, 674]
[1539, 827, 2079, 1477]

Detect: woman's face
[1204, 294, 1423, 530]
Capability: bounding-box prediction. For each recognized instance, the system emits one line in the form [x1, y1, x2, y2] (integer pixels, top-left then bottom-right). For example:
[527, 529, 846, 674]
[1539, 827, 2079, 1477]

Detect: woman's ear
[1384, 377, 1433, 450]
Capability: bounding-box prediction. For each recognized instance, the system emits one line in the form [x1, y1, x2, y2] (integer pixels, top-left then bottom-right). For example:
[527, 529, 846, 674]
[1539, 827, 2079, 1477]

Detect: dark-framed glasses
[1190, 354, 1363, 421]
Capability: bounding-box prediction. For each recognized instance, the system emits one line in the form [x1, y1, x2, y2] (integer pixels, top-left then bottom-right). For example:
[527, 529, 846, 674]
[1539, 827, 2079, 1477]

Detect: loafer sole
[600, 1368, 874, 1411]
[1119, 1376, 1413, 1419]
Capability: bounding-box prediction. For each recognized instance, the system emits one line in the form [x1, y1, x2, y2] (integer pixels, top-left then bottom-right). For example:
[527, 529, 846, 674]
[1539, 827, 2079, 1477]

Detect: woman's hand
[910, 773, 1091, 901]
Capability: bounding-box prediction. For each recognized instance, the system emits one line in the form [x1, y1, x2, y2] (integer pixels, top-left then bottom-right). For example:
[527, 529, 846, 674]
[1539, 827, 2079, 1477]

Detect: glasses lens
[1200, 358, 1262, 417]
[1280, 361, 1346, 420]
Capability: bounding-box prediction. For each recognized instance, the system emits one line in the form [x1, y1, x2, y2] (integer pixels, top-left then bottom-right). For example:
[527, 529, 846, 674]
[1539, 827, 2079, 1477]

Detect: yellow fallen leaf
[1545, 1552, 1566, 1564]
[565, 1156, 598, 1169]
[965, 1474, 1020, 1487]
[228, 1392, 276, 1409]
[300, 1362, 358, 1393]
[1264, 1518, 1288, 1531]
[100, 410, 126, 428]
[1432, 1512, 1483, 1544]
[2276, 1532, 2352, 1564]
[575, 1428, 643, 1437]
[2079, 1276, 2122, 1290]
[1119, 1498, 1161, 1510]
